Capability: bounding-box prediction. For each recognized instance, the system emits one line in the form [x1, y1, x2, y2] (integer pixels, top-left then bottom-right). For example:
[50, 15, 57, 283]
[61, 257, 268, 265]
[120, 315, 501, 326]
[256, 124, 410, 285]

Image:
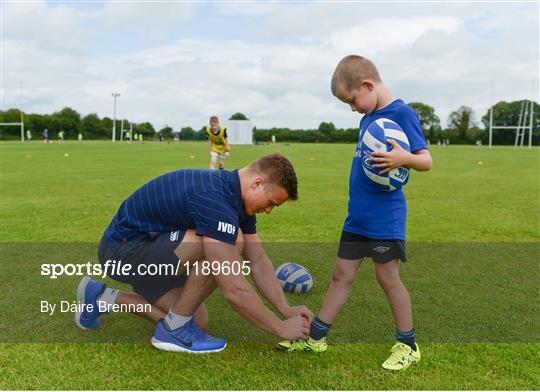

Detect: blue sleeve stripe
[137, 189, 152, 225]
[200, 170, 206, 193]
[157, 176, 173, 221]
[208, 173, 215, 191]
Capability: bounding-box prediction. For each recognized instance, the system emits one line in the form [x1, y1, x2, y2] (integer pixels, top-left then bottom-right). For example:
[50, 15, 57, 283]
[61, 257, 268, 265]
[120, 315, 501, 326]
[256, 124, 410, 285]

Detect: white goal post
[0, 120, 25, 142]
[488, 99, 534, 148]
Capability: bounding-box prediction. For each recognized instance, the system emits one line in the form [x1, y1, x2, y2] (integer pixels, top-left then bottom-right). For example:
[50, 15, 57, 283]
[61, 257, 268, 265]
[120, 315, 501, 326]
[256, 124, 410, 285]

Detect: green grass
[1, 141, 539, 390]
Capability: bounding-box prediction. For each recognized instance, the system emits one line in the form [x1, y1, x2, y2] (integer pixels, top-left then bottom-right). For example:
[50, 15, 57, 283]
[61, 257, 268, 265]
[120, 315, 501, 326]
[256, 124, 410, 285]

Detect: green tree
[133, 122, 155, 138]
[179, 127, 197, 140]
[26, 113, 49, 139]
[159, 126, 174, 139]
[52, 107, 81, 137]
[318, 122, 337, 142]
[408, 102, 441, 142]
[81, 113, 107, 138]
[448, 106, 475, 144]
[101, 117, 113, 139]
[229, 112, 249, 120]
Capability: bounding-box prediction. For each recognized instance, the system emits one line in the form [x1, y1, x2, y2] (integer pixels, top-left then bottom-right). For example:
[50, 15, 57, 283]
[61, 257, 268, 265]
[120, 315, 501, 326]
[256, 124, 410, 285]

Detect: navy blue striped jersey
[103, 169, 256, 245]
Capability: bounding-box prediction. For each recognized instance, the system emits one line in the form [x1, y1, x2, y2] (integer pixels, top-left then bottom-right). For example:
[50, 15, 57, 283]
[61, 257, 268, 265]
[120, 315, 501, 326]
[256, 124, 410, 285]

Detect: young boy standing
[279, 55, 432, 371]
[206, 116, 230, 170]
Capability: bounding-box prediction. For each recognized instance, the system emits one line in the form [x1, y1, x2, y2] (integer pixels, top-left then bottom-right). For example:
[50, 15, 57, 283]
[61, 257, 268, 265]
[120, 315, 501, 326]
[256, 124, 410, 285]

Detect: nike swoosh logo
[171, 334, 192, 347]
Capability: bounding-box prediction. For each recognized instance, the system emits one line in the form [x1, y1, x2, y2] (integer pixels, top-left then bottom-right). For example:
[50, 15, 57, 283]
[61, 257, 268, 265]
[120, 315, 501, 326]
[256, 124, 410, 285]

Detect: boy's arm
[370, 140, 432, 174]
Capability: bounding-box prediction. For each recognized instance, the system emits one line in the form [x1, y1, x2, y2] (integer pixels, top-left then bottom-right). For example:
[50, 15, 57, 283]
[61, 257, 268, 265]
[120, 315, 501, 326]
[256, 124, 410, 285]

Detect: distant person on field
[279, 55, 432, 372]
[42, 128, 49, 144]
[78, 133, 83, 142]
[206, 116, 230, 170]
[26, 130, 32, 142]
[58, 130, 65, 143]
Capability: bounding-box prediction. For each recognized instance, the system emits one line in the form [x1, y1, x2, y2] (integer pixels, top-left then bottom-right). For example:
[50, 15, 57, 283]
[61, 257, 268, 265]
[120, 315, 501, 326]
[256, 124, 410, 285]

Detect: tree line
[0, 102, 538, 145]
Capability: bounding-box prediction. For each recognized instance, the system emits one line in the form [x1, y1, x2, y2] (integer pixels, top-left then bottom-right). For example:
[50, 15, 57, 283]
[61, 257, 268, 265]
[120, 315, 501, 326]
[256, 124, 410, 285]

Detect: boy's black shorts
[98, 230, 188, 303]
[337, 231, 407, 263]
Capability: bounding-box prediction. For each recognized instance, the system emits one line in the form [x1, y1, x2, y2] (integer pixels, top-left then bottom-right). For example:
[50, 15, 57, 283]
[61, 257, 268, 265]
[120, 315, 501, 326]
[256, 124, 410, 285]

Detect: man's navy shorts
[337, 230, 407, 263]
[98, 230, 188, 303]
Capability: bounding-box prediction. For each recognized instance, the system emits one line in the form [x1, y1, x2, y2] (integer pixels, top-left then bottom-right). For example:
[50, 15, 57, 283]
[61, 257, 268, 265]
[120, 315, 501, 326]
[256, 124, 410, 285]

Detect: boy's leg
[374, 259, 420, 371]
[218, 154, 226, 169]
[278, 258, 361, 352]
[373, 260, 412, 332]
[209, 152, 218, 169]
[317, 258, 362, 325]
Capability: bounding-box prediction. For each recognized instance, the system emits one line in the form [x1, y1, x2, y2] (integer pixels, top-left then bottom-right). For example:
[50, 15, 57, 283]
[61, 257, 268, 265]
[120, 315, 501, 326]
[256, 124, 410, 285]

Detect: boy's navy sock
[395, 328, 417, 351]
[310, 317, 331, 340]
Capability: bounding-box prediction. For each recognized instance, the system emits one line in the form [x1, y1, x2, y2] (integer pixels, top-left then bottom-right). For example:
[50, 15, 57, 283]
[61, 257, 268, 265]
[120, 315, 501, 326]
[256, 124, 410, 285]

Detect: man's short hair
[331, 55, 382, 95]
[249, 153, 298, 200]
[209, 115, 219, 123]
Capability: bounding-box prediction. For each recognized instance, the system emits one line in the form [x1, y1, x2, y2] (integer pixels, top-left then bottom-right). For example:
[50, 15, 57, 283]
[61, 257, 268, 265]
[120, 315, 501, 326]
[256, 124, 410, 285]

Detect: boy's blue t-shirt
[343, 99, 428, 240]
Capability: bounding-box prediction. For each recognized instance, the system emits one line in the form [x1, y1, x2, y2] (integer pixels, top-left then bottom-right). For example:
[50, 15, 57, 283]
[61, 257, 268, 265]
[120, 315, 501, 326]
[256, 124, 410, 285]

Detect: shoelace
[184, 319, 208, 340]
[387, 344, 409, 363]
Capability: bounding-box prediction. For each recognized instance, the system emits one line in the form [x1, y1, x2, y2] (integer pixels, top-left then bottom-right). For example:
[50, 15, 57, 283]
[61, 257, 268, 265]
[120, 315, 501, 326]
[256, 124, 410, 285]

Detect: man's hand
[369, 139, 411, 174]
[282, 305, 314, 324]
[278, 315, 310, 340]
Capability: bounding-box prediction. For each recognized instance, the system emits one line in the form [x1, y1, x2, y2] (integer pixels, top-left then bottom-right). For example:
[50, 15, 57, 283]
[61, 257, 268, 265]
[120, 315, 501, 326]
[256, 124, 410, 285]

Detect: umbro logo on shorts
[373, 246, 391, 254]
[170, 230, 179, 241]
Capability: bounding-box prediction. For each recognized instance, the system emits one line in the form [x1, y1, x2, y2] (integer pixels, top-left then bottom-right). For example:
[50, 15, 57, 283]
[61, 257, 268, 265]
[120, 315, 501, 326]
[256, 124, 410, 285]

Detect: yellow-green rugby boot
[277, 337, 328, 352]
[382, 342, 421, 371]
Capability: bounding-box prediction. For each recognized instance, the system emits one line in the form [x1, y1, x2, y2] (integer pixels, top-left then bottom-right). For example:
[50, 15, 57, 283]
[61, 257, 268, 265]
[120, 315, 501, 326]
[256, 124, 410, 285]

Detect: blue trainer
[75, 276, 106, 329]
[151, 318, 227, 353]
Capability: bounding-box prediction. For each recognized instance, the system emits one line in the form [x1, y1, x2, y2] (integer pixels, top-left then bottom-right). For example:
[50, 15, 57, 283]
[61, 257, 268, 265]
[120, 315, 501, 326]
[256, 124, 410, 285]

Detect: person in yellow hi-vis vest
[206, 115, 230, 170]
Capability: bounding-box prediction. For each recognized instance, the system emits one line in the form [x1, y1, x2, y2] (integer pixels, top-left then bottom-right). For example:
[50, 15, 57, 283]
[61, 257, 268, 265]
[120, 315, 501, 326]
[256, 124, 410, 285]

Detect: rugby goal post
[488, 99, 534, 148]
[0, 118, 25, 142]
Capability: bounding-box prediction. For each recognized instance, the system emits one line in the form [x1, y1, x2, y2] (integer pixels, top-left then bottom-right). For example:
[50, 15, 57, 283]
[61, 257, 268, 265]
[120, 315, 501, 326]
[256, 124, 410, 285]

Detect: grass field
[1, 141, 539, 390]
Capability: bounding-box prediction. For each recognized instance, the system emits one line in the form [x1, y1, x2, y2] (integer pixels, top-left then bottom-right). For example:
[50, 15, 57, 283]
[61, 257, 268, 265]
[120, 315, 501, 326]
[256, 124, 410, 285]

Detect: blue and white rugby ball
[275, 262, 313, 294]
[360, 118, 411, 191]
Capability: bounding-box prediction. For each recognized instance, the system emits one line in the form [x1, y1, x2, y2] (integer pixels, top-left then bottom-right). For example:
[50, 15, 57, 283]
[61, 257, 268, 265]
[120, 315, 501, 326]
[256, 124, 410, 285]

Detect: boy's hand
[369, 139, 411, 174]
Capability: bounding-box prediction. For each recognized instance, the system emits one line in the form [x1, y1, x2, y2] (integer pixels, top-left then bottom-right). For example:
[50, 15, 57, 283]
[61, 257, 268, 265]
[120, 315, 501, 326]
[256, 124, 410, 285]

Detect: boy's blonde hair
[331, 55, 382, 95]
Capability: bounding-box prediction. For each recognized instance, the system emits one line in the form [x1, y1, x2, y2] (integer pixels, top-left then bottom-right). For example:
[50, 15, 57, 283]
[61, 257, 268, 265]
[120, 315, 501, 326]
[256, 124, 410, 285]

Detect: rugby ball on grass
[275, 263, 313, 294]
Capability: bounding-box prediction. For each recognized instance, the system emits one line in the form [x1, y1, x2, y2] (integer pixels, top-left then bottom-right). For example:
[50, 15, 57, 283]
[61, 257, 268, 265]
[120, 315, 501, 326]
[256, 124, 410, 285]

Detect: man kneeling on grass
[75, 153, 313, 353]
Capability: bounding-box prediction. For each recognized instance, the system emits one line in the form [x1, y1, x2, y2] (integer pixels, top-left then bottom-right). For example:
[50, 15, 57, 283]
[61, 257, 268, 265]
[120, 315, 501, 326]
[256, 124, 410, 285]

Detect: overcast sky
[2, 1, 538, 131]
